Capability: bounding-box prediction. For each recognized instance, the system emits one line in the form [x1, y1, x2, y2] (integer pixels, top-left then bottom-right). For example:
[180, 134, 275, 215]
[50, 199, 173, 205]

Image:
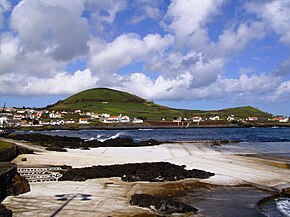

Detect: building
[121, 115, 130, 123]
[132, 118, 144, 124]
[209, 116, 220, 121]
[270, 116, 289, 123]
[192, 116, 202, 122]
[247, 117, 258, 121]
[227, 115, 235, 121]
[49, 113, 62, 119]
[79, 118, 90, 124]
[173, 117, 182, 123]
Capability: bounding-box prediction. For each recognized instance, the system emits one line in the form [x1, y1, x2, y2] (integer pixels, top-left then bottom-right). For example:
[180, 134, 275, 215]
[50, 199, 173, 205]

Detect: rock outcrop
[130, 194, 198, 215]
[5, 133, 161, 150]
[0, 204, 12, 217]
[6, 174, 30, 196]
[59, 162, 214, 182]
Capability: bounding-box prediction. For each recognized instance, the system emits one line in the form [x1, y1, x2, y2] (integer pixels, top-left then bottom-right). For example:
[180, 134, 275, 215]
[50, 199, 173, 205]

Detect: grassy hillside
[48, 88, 272, 120]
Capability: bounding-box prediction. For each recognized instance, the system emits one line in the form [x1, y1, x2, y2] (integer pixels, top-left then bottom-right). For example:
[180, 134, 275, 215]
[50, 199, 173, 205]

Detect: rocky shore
[130, 193, 198, 215]
[0, 204, 12, 217]
[59, 162, 214, 182]
[5, 134, 161, 151]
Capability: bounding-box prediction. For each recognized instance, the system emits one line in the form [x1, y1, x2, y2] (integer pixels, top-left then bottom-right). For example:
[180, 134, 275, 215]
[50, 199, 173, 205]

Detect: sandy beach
[2, 138, 290, 216]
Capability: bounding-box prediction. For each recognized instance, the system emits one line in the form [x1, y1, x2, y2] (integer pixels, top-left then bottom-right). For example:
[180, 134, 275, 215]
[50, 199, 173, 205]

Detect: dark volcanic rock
[16, 146, 34, 155]
[59, 162, 214, 182]
[138, 139, 161, 146]
[0, 204, 12, 217]
[103, 137, 135, 147]
[6, 174, 30, 196]
[130, 194, 198, 215]
[46, 146, 67, 152]
[5, 134, 163, 150]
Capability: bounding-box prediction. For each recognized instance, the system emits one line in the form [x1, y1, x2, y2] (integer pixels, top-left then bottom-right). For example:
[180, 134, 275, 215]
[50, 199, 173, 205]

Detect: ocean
[19, 127, 290, 156]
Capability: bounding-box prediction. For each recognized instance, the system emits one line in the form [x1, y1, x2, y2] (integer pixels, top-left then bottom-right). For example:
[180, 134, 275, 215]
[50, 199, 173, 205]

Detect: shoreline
[6, 123, 290, 132]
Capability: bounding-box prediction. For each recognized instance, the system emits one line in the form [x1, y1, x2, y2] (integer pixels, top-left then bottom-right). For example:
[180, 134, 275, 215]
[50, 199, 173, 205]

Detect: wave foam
[275, 197, 290, 217]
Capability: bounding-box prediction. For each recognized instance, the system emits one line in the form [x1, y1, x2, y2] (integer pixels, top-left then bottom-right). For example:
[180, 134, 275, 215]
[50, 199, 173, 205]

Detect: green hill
[48, 88, 272, 120]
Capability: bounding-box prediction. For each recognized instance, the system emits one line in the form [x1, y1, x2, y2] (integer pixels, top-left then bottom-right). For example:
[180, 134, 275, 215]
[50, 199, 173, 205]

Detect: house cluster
[77, 112, 143, 125]
[1, 106, 289, 128]
[171, 114, 290, 123]
[0, 108, 43, 127]
[0, 107, 144, 128]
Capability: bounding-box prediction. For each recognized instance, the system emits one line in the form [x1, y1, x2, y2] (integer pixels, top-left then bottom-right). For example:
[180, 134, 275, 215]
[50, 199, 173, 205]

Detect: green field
[0, 141, 13, 151]
[48, 88, 273, 120]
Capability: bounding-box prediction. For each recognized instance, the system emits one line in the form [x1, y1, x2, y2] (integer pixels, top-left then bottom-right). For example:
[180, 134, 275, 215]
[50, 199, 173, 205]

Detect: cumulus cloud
[89, 33, 173, 75]
[211, 21, 266, 57]
[0, 69, 97, 96]
[164, 0, 225, 49]
[274, 58, 290, 76]
[108, 71, 279, 104]
[0, 33, 64, 77]
[130, 0, 163, 24]
[85, 0, 126, 34]
[11, 0, 89, 61]
[246, 0, 290, 45]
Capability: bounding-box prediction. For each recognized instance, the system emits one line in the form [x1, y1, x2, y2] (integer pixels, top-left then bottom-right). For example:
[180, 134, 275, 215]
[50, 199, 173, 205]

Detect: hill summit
[54, 88, 148, 104]
[48, 88, 272, 120]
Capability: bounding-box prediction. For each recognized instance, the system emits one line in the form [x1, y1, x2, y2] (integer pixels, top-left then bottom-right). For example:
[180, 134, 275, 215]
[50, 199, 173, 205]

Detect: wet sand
[2, 138, 290, 216]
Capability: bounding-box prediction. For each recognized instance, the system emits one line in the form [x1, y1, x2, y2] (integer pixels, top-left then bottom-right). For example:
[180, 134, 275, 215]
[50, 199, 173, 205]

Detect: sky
[1, 0, 290, 115]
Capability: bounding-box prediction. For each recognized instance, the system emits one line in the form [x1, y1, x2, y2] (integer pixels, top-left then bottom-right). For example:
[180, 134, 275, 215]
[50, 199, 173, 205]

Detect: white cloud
[0, 69, 97, 96]
[89, 33, 173, 75]
[111, 72, 280, 103]
[145, 51, 224, 88]
[164, 0, 225, 49]
[0, 33, 64, 77]
[11, 0, 89, 61]
[246, 0, 290, 45]
[130, 0, 163, 24]
[211, 21, 266, 57]
[274, 57, 290, 76]
[85, 0, 126, 33]
[274, 80, 290, 99]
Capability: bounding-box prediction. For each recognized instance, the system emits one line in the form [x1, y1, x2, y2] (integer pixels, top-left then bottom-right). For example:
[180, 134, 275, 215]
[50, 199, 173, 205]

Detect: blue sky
[1, 0, 290, 115]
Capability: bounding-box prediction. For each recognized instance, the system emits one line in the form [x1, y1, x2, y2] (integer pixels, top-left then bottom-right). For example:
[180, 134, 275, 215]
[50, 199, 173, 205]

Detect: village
[0, 107, 289, 129]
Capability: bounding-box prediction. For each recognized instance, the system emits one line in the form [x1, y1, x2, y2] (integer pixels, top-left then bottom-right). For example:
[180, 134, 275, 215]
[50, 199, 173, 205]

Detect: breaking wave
[97, 132, 128, 142]
[276, 197, 290, 217]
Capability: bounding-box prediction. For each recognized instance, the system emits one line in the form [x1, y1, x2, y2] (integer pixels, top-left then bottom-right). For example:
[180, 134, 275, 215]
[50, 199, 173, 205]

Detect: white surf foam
[275, 197, 290, 217]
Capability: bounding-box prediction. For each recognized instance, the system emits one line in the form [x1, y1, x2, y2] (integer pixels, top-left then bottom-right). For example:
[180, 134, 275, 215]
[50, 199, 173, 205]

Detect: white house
[209, 116, 220, 121]
[102, 116, 119, 123]
[79, 118, 90, 124]
[227, 115, 235, 121]
[64, 120, 75, 124]
[0, 117, 8, 127]
[121, 115, 130, 123]
[49, 113, 62, 119]
[279, 117, 289, 123]
[247, 117, 258, 121]
[173, 117, 182, 122]
[192, 116, 202, 122]
[132, 118, 144, 124]
[91, 114, 100, 119]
